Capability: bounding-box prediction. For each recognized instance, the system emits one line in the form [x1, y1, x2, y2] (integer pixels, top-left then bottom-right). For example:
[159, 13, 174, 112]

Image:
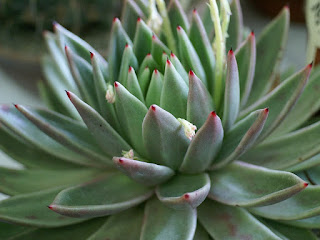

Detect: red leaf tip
[113, 17, 119, 23]
[308, 62, 313, 68]
[128, 66, 133, 73]
[119, 158, 124, 164]
[189, 70, 194, 76]
[166, 58, 171, 66]
[114, 82, 119, 88]
[137, 17, 141, 22]
[211, 111, 217, 117]
[90, 52, 94, 59]
[14, 104, 19, 110]
[184, 194, 190, 199]
[64, 45, 68, 51]
[48, 205, 53, 210]
[170, 52, 175, 58]
[193, 8, 197, 14]
[65, 91, 71, 99]
[177, 25, 182, 31]
[152, 34, 156, 40]
[264, 108, 269, 113]
[250, 30, 255, 36]
[284, 3, 290, 10]
[229, 48, 233, 54]
[151, 105, 156, 111]
[125, 43, 129, 48]
[147, 53, 151, 57]
[154, 69, 158, 74]
[304, 182, 309, 187]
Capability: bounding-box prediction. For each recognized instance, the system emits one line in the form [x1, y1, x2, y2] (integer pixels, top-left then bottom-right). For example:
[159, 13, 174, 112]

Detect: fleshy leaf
[306, 165, 320, 184]
[113, 157, 174, 186]
[170, 52, 189, 85]
[189, 9, 215, 92]
[288, 154, 320, 172]
[235, 32, 256, 107]
[187, 71, 214, 128]
[0, 187, 84, 227]
[0, 167, 101, 195]
[280, 215, 320, 229]
[0, 221, 34, 240]
[168, 0, 190, 41]
[222, 49, 240, 131]
[0, 126, 77, 169]
[127, 67, 145, 102]
[213, 108, 268, 168]
[240, 63, 312, 141]
[50, 173, 153, 218]
[114, 81, 148, 156]
[139, 54, 160, 77]
[142, 105, 190, 170]
[15, 105, 108, 166]
[198, 200, 281, 240]
[133, 18, 153, 63]
[108, 18, 133, 82]
[177, 26, 207, 86]
[160, 59, 189, 118]
[180, 111, 223, 173]
[118, 44, 139, 86]
[0, 106, 93, 167]
[249, 185, 320, 220]
[263, 219, 318, 240]
[242, 120, 320, 170]
[193, 223, 211, 240]
[66, 91, 131, 159]
[245, 6, 289, 106]
[140, 198, 197, 240]
[121, 0, 145, 39]
[151, 34, 171, 66]
[156, 173, 210, 209]
[226, 0, 243, 50]
[208, 161, 307, 207]
[87, 208, 143, 240]
[145, 69, 163, 107]
[138, 66, 152, 97]
[12, 218, 106, 240]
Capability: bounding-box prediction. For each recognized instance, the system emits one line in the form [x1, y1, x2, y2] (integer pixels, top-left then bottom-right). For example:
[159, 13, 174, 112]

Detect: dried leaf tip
[65, 90, 71, 100]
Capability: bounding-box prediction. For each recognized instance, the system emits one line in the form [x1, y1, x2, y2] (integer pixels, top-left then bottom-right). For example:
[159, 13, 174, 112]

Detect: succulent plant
[2, 0, 320, 239]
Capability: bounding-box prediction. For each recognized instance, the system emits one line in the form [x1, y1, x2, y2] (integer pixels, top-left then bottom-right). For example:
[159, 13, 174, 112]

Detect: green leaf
[66, 91, 131, 160]
[13, 218, 106, 240]
[241, 120, 320, 170]
[245, 6, 289, 106]
[65, 46, 100, 110]
[133, 18, 153, 63]
[138, 54, 159, 78]
[142, 105, 190, 170]
[189, 9, 215, 93]
[160, 59, 189, 118]
[156, 173, 210, 209]
[117, 44, 139, 88]
[0, 167, 101, 195]
[168, 0, 190, 42]
[91, 53, 122, 133]
[213, 108, 268, 169]
[0, 221, 34, 240]
[114, 82, 148, 156]
[0, 187, 84, 227]
[180, 112, 223, 173]
[288, 154, 320, 172]
[280, 215, 320, 229]
[0, 106, 92, 167]
[198, 200, 281, 240]
[187, 71, 214, 128]
[249, 185, 320, 220]
[138, 66, 152, 97]
[41, 56, 80, 119]
[50, 173, 153, 218]
[108, 18, 133, 82]
[208, 161, 307, 207]
[306, 165, 320, 184]
[222, 49, 240, 131]
[193, 223, 211, 240]
[177, 26, 207, 87]
[145, 69, 163, 107]
[240, 63, 312, 141]
[0, 126, 77, 169]
[127, 67, 145, 102]
[87, 208, 143, 240]
[140, 198, 197, 240]
[226, 0, 243, 50]
[15, 105, 108, 166]
[151, 34, 171, 66]
[263, 219, 318, 240]
[170, 52, 189, 85]
[121, 0, 145, 39]
[235, 32, 256, 107]
[113, 157, 174, 186]
[273, 66, 320, 135]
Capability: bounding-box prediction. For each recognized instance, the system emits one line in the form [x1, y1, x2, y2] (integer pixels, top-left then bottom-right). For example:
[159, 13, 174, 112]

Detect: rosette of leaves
[1, 0, 320, 239]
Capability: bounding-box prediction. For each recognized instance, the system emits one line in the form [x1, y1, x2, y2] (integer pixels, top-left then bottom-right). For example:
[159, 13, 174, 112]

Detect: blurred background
[0, 0, 308, 175]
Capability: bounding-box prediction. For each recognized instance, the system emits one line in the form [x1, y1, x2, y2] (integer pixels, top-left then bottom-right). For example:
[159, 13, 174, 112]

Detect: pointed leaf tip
[113, 17, 119, 23]
[170, 52, 175, 58]
[309, 62, 313, 68]
[151, 105, 156, 111]
[193, 8, 197, 14]
[211, 111, 217, 117]
[137, 17, 141, 22]
[229, 48, 233, 54]
[65, 90, 71, 99]
[48, 205, 53, 210]
[128, 66, 133, 72]
[154, 69, 158, 74]
[13, 104, 19, 110]
[304, 182, 309, 187]
[152, 34, 156, 40]
[166, 59, 171, 66]
[90, 52, 94, 59]
[177, 25, 182, 31]
[251, 30, 255, 36]
[189, 70, 194, 76]
[114, 82, 119, 87]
